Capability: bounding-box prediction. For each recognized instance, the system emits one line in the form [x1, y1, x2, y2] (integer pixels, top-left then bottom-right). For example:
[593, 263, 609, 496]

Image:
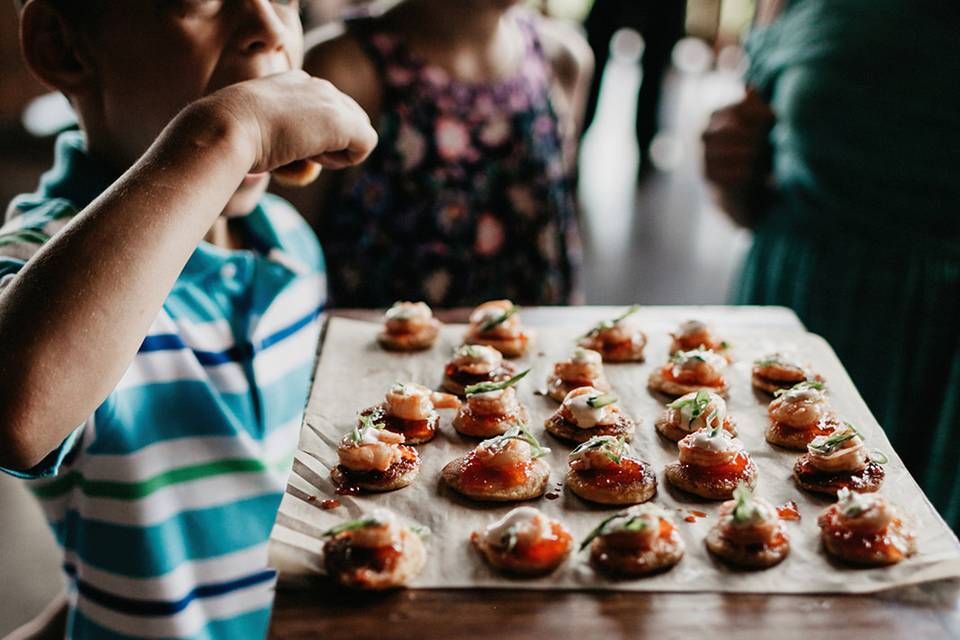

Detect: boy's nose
[235, 0, 289, 55]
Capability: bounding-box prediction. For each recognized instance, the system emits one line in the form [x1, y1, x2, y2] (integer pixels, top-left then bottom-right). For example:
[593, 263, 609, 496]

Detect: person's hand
[193, 70, 378, 173]
[702, 87, 775, 228]
[703, 86, 775, 188]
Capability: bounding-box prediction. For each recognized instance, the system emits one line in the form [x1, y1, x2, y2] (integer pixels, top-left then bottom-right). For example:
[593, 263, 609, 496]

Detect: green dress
[736, 0, 960, 526]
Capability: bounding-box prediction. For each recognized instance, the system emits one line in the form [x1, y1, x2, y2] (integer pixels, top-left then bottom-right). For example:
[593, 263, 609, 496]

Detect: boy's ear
[19, 0, 97, 96]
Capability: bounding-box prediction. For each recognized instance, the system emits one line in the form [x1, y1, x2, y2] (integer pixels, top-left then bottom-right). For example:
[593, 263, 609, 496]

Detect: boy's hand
[702, 87, 775, 190]
[200, 70, 378, 173]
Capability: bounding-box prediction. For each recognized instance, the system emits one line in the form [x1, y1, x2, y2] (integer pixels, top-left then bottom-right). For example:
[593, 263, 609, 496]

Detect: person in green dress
[703, 0, 960, 528]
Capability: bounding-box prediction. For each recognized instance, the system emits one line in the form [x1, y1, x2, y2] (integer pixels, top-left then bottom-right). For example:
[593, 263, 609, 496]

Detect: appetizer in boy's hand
[578, 305, 647, 362]
[766, 380, 838, 450]
[361, 383, 460, 444]
[752, 352, 824, 395]
[793, 423, 886, 496]
[272, 158, 323, 187]
[322, 509, 427, 589]
[442, 344, 519, 397]
[442, 427, 551, 502]
[705, 483, 790, 569]
[332, 414, 420, 492]
[818, 489, 915, 567]
[581, 504, 684, 577]
[566, 436, 657, 505]
[655, 389, 737, 442]
[464, 300, 530, 357]
[377, 301, 441, 351]
[648, 348, 730, 398]
[546, 347, 610, 402]
[471, 507, 572, 576]
[544, 387, 636, 445]
[665, 426, 758, 500]
[453, 370, 531, 438]
[669, 319, 730, 357]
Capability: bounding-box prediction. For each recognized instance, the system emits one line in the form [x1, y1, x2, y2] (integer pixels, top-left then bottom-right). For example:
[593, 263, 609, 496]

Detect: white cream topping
[688, 428, 738, 453]
[836, 488, 882, 519]
[482, 507, 552, 547]
[673, 391, 726, 431]
[562, 387, 614, 428]
[386, 301, 432, 321]
[454, 344, 499, 363]
[571, 347, 602, 365]
[677, 349, 727, 371]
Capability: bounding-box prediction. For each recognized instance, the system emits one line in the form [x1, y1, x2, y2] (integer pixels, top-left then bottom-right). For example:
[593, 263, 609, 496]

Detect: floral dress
[317, 13, 582, 308]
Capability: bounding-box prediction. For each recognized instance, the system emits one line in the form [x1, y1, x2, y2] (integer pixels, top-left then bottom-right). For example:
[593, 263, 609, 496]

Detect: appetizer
[442, 426, 551, 502]
[452, 370, 531, 438]
[765, 380, 838, 450]
[471, 506, 572, 576]
[665, 426, 758, 500]
[546, 347, 611, 402]
[566, 435, 657, 505]
[581, 504, 685, 577]
[332, 414, 420, 492]
[648, 348, 730, 398]
[377, 301, 441, 351]
[360, 383, 460, 445]
[272, 158, 322, 187]
[322, 509, 427, 589]
[655, 389, 737, 442]
[818, 489, 916, 566]
[578, 304, 647, 362]
[441, 344, 519, 397]
[793, 423, 886, 496]
[544, 386, 636, 445]
[669, 319, 729, 357]
[752, 352, 824, 395]
[705, 483, 790, 569]
[464, 300, 530, 358]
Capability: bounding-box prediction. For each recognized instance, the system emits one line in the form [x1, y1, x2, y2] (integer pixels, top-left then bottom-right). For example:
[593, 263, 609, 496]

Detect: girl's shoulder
[527, 13, 594, 99]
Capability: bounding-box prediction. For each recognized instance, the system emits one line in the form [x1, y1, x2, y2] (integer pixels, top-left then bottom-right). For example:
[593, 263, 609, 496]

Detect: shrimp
[837, 493, 893, 534]
[337, 429, 404, 472]
[384, 301, 435, 335]
[469, 300, 521, 338]
[671, 350, 726, 385]
[385, 383, 460, 420]
[350, 522, 402, 549]
[678, 430, 739, 467]
[561, 386, 617, 427]
[753, 354, 807, 383]
[569, 446, 621, 472]
[467, 387, 520, 417]
[769, 388, 828, 427]
[808, 435, 868, 472]
[672, 320, 714, 349]
[475, 438, 532, 470]
[452, 345, 503, 375]
[718, 500, 779, 545]
[554, 348, 604, 382]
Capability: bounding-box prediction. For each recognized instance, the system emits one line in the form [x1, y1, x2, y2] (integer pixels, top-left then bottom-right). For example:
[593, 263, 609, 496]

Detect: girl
[288, 0, 592, 307]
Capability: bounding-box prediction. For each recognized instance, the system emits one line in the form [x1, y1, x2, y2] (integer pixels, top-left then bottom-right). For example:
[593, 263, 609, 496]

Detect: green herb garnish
[808, 423, 860, 455]
[464, 369, 530, 396]
[484, 425, 550, 459]
[719, 340, 730, 350]
[584, 304, 641, 337]
[869, 449, 888, 465]
[731, 482, 761, 524]
[579, 511, 649, 551]
[322, 517, 382, 538]
[774, 379, 826, 397]
[667, 389, 712, 418]
[586, 393, 618, 409]
[351, 412, 385, 444]
[670, 348, 709, 365]
[571, 435, 626, 465]
[478, 305, 519, 332]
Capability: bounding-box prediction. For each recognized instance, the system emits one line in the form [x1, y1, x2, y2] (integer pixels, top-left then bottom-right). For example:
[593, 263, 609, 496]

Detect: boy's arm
[0, 70, 376, 471]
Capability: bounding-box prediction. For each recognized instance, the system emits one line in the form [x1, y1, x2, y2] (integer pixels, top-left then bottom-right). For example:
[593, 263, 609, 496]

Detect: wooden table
[268, 306, 960, 639]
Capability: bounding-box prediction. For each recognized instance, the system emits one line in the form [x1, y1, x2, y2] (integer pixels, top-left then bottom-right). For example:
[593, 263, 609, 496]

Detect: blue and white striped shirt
[0, 131, 324, 638]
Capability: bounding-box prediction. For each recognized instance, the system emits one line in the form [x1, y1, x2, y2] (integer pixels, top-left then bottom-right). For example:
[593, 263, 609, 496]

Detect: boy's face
[78, 0, 304, 216]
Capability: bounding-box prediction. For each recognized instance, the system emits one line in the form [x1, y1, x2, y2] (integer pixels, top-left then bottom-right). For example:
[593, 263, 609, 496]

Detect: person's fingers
[734, 86, 776, 125]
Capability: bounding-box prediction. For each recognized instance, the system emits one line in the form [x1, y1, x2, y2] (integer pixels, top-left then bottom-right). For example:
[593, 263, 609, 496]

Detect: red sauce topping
[573, 458, 650, 489]
[335, 485, 360, 496]
[686, 451, 749, 481]
[459, 451, 531, 492]
[819, 511, 911, 562]
[516, 524, 571, 566]
[545, 491, 560, 500]
[690, 510, 707, 518]
[684, 516, 696, 523]
[383, 412, 436, 441]
[343, 543, 403, 573]
[320, 499, 341, 510]
[777, 500, 801, 521]
[460, 407, 517, 432]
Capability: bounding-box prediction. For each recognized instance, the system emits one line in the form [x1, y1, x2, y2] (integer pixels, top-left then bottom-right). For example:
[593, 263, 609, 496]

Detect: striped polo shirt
[0, 131, 325, 638]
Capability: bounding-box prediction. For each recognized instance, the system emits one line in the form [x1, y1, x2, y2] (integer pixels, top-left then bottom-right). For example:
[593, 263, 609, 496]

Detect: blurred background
[0, 0, 754, 633]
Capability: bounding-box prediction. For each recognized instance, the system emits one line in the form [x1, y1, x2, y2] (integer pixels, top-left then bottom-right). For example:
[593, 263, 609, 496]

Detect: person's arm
[537, 17, 595, 139]
[701, 87, 776, 229]
[0, 70, 377, 471]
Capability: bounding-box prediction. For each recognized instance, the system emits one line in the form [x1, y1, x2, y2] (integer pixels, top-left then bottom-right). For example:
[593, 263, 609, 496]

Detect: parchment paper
[268, 313, 960, 593]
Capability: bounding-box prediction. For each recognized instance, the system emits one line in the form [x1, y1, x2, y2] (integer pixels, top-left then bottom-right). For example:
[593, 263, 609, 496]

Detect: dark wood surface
[269, 307, 960, 639]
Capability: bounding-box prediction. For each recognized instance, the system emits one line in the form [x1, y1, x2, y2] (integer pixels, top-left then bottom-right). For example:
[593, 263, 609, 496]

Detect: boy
[0, 1, 376, 637]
